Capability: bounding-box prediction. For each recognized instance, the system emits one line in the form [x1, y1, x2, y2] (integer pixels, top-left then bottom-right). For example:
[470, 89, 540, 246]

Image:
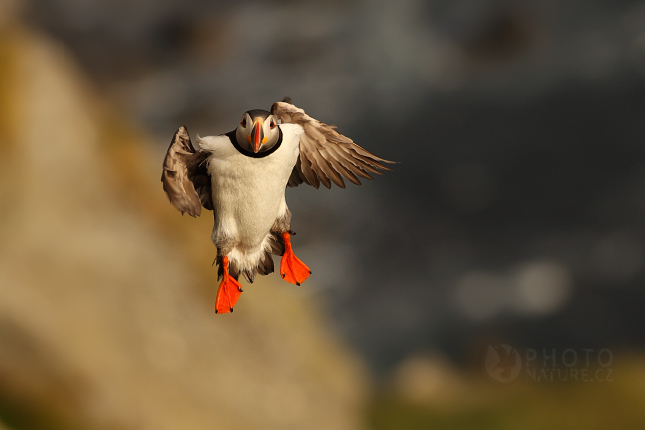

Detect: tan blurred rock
[390, 353, 467, 407]
[0, 17, 367, 430]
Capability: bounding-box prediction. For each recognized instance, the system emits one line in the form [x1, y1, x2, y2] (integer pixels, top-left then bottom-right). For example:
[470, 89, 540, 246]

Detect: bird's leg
[280, 232, 311, 286]
[215, 256, 243, 314]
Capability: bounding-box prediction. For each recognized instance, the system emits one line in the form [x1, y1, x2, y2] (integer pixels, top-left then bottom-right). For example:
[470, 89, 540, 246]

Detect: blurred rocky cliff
[0, 8, 367, 430]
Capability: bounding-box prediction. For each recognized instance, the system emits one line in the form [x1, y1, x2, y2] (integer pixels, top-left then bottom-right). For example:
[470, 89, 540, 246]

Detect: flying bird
[161, 99, 393, 313]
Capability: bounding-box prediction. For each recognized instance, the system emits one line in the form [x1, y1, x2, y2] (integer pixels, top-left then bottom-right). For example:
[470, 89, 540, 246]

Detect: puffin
[161, 99, 393, 313]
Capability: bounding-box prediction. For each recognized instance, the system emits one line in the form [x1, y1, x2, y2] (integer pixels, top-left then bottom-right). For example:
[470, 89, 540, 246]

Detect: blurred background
[1, 0, 645, 428]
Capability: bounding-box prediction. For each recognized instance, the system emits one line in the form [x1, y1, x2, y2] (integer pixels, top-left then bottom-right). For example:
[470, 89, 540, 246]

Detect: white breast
[197, 124, 302, 270]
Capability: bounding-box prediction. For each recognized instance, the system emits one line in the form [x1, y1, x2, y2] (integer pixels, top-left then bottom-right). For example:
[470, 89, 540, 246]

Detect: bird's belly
[216, 177, 283, 248]
[209, 150, 295, 252]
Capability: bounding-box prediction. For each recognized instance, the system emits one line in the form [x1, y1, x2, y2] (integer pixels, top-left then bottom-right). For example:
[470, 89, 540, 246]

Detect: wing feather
[325, 143, 374, 181]
[287, 157, 307, 187]
[298, 147, 320, 188]
[161, 126, 213, 217]
[316, 149, 346, 188]
[272, 101, 394, 189]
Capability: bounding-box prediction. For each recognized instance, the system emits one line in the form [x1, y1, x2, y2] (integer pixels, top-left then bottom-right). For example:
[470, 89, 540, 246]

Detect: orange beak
[249, 119, 264, 153]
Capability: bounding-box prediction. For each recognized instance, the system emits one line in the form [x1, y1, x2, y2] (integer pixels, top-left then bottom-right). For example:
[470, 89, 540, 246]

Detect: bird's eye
[270, 121, 275, 129]
[241, 118, 247, 127]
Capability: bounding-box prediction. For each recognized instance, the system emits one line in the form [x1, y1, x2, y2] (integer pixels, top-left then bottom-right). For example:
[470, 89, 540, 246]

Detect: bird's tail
[216, 249, 276, 284]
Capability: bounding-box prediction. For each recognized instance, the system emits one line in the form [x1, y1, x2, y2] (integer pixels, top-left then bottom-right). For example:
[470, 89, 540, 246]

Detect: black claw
[230, 307, 234, 313]
[281, 273, 285, 278]
[296, 282, 300, 286]
[238, 287, 244, 292]
[215, 309, 218, 314]
[309, 270, 312, 274]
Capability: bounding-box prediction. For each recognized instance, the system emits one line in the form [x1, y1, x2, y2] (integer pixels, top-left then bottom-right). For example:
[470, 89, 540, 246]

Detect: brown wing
[161, 126, 213, 217]
[271, 101, 395, 189]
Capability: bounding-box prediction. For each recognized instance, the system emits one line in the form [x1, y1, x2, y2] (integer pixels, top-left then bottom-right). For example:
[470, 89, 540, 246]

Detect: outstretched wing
[161, 126, 213, 217]
[271, 101, 395, 189]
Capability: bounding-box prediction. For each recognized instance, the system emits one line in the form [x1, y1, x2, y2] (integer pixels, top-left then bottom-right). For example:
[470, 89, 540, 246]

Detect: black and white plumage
[161, 100, 393, 313]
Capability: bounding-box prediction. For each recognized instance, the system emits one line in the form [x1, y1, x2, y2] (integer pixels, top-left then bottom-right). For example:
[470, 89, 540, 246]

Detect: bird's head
[235, 109, 281, 153]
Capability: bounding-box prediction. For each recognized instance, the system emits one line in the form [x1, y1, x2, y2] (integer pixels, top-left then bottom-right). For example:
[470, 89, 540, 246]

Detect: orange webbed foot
[215, 256, 243, 314]
[280, 232, 311, 286]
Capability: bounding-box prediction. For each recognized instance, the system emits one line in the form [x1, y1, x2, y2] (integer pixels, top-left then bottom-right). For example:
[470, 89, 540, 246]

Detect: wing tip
[183, 207, 201, 218]
[382, 159, 399, 167]
[175, 125, 189, 138]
